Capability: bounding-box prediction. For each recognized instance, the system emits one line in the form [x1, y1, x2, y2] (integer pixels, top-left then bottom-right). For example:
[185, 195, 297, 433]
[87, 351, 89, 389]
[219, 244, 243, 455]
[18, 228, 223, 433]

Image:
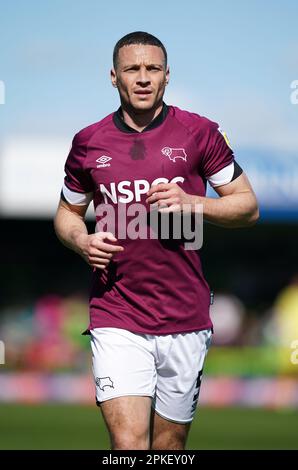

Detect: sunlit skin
[111, 44, 169, 132]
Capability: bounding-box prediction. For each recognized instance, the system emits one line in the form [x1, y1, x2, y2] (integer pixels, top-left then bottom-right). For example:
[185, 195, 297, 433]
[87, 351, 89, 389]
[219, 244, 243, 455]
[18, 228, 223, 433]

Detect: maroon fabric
[63, 104, 234, 334]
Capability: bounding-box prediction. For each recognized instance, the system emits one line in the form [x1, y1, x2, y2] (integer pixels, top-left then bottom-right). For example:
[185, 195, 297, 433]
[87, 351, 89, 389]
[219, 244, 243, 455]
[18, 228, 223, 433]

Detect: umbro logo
[161, 147, 187, 162]
[96, 155, 112, 168]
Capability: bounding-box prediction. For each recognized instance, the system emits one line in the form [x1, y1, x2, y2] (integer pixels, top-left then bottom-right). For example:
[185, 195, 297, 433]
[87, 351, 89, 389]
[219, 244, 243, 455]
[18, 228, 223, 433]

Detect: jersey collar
[113, 101, 169, 133]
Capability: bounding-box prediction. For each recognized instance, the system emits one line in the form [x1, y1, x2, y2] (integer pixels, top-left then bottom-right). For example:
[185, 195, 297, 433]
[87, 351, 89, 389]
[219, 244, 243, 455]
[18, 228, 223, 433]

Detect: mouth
[134, 90, 152, 97]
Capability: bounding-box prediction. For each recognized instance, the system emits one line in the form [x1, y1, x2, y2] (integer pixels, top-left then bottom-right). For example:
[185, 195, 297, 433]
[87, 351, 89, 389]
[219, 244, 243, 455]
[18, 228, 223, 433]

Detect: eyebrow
[122, 63, 163, 69]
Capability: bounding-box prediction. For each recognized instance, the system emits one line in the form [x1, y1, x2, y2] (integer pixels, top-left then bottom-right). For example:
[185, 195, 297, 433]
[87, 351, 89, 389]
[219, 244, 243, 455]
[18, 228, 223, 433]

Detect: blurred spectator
[263, 275, 298, 374]
[210, 292, 245, 345]
[0, 294, 90, 371]
[264, 275, 298, 347]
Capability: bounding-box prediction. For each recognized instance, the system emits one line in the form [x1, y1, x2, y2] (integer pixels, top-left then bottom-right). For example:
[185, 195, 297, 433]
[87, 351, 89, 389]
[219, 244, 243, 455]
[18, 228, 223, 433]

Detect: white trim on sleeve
[207, 162, 234, 188]
[62, 183, 93, 206]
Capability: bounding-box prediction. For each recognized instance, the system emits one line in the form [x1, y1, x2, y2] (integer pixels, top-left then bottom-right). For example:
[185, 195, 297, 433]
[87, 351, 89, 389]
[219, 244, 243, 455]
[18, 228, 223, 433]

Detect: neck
[120, 101, 163, 132]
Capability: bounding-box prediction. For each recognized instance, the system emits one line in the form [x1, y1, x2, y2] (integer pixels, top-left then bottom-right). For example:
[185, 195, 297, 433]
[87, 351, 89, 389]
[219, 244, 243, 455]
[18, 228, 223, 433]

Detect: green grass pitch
[0, 404, 297, 450]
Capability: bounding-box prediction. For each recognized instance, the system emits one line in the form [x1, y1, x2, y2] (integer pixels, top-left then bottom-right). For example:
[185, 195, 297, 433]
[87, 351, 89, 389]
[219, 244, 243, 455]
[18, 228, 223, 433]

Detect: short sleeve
[62, 133, 94, 205]
[200, 121, 235, 179]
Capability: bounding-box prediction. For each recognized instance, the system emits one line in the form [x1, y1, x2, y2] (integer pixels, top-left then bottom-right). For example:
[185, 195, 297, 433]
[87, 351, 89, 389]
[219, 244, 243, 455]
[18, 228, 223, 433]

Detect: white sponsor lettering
[99, 176, 185, 204]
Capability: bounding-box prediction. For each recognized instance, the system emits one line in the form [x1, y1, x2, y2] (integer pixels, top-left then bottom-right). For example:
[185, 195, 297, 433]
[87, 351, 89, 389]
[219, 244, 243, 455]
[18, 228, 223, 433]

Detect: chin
[130, 99, 158, 112]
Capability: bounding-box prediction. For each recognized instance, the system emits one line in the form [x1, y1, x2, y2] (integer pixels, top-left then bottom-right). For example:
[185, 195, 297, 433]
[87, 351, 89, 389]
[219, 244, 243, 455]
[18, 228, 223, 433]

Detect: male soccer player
[54, 31, 259, 450]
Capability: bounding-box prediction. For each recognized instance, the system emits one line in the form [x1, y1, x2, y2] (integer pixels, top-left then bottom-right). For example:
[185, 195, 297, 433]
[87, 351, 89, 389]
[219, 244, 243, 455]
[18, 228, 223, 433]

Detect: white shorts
[90, 327, 212, 424]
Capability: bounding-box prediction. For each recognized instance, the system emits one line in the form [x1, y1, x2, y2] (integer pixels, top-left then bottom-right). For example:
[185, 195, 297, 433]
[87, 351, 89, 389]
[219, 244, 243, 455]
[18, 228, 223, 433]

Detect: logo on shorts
[161, 147, 187, 162]
[95, 376, 114, 391]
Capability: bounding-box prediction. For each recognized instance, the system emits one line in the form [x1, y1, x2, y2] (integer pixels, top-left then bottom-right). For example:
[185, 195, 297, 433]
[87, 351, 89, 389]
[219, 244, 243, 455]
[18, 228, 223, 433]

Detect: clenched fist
[76, 231, 124, 270]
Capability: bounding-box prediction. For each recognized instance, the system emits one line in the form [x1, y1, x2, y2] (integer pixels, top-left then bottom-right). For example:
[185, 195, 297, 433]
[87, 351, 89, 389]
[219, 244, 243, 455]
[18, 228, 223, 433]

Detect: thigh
[150, 408, 191, 450]
[153, 328, 212, 424]
[101, 395, 152, 449]
[90, 327, 157, 405]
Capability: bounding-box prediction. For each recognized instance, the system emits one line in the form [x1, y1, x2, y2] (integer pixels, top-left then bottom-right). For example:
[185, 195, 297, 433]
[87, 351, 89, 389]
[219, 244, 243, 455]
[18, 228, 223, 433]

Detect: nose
[136, 66, 150, 86]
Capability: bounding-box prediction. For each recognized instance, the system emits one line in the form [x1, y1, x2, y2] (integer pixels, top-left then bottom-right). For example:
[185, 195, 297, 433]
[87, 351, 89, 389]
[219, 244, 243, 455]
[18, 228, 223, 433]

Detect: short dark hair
[113, 31, 167, 70]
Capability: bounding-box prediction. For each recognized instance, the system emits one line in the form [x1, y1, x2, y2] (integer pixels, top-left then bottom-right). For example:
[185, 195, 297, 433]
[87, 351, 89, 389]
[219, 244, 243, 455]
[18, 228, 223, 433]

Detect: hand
[145, 183, 194, 213]
[75, 232, 124, 270]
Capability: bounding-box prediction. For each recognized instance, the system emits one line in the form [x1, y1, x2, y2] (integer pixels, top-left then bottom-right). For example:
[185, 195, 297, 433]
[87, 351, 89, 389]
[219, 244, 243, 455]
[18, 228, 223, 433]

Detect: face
[111, 44, 169, 113]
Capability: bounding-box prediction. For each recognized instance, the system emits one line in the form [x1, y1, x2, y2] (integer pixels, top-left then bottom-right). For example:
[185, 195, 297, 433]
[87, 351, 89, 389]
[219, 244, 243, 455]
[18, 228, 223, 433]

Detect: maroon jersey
[62, 103, 235, 334]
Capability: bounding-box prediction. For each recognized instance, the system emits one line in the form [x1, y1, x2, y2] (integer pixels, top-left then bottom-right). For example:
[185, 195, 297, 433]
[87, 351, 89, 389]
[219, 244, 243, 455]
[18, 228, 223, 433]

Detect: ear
[165, 65, 170, 85]
[110, 68, 117, 88]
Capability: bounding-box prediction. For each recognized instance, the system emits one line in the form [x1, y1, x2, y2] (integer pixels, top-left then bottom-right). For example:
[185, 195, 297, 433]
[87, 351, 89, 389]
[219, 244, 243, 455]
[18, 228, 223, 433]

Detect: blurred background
[0, 0, 298, 450]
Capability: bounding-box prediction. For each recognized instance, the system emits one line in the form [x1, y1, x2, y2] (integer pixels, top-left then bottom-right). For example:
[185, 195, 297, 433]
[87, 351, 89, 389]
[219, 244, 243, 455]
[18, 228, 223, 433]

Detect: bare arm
[54, 199, 89, 255]
[54, 198, 124, 269]
[192, 173, 259, 228]
[146, 173, 259, 229]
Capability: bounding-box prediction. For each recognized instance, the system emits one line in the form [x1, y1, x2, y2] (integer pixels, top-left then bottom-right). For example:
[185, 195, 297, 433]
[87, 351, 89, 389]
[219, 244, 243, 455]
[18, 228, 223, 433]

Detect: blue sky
[0, 0, 297, 152]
